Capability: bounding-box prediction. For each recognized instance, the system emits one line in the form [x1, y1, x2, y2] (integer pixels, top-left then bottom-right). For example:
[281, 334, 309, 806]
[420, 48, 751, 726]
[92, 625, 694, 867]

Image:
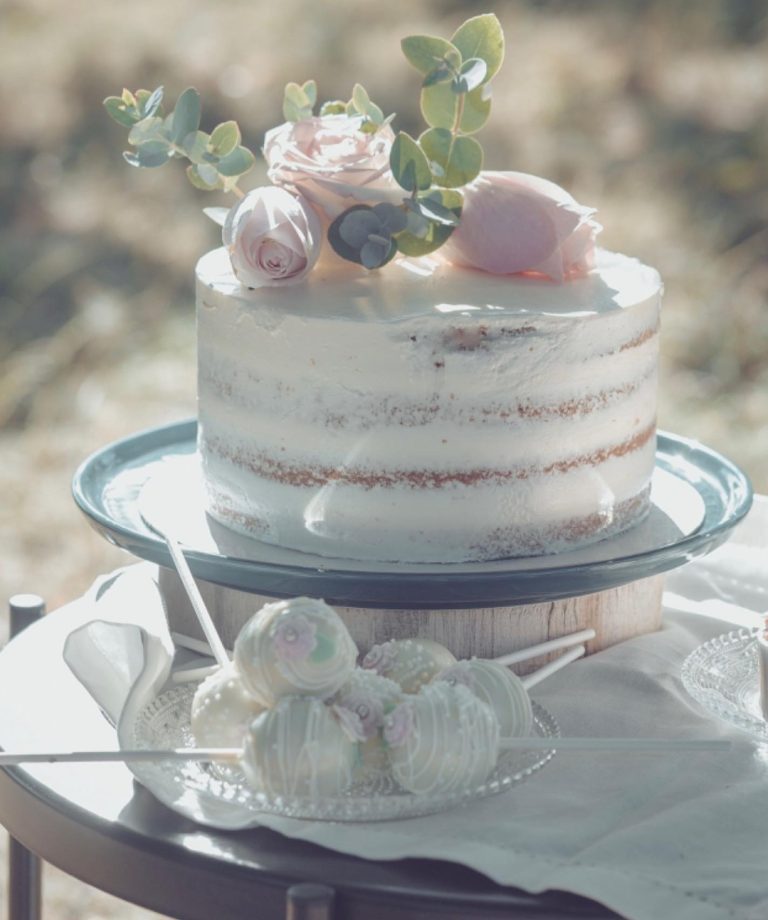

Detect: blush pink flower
[436, 663, 475, 691]
[271, 613, 317, 662]
[383, 702, 415, 748]
[223, 186, 322, 287]
[263, 115, 401, 221]
[443, 171, 601, 282]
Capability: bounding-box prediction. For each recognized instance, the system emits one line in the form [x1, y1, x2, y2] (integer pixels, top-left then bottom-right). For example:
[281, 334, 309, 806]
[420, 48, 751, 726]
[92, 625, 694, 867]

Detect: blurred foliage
[2, 0, 768, 608]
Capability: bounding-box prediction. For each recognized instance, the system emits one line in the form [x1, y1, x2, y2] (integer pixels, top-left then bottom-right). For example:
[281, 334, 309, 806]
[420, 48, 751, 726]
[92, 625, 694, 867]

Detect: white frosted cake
[197, 246, 661, 562]
[105, 15, 664, 565]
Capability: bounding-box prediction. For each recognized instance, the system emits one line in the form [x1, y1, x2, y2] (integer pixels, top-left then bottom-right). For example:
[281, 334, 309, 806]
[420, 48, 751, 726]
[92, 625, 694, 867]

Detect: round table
[0, 599, 619, 920]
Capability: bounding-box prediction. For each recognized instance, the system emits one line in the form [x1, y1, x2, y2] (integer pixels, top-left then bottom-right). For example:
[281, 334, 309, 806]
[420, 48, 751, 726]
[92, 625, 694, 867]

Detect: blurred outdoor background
[1, 0, 768, 915]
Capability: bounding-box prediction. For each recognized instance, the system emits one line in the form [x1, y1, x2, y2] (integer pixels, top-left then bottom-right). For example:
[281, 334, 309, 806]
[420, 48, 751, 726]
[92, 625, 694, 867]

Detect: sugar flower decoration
[383, 701, 415, 748]
[271, 612, 318, 662]
[362, 641, 396, 676]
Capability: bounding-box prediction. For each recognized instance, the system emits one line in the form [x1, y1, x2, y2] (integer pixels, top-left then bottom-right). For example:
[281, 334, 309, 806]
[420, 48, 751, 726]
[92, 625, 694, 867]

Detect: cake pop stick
[156, 528, 229, 668]
[521, 644, 586, 690]
[0, 736, 730, 768]
[494, 628, 596, 667]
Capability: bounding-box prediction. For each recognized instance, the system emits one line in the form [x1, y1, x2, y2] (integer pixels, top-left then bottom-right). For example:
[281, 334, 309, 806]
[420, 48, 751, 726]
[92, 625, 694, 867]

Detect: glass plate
[72, 419, 752, 607]
[124, 683, 559, 824]
[681, 628, 768, 742]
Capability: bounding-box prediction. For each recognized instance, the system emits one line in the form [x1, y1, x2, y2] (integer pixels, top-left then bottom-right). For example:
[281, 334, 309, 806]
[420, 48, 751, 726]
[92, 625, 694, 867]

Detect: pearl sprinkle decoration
[190, 661, 266, 749]
[362, 638, 457, 694]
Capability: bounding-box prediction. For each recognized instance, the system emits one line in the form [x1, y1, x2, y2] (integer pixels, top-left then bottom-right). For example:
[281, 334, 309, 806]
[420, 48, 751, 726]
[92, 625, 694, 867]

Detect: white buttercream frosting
[190, 661, 266, 749]
[196, 247, 662, 562]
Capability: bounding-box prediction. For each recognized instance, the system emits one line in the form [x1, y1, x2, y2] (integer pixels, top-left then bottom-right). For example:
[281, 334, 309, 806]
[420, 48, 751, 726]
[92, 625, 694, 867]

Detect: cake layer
[196, 247, 662, 563]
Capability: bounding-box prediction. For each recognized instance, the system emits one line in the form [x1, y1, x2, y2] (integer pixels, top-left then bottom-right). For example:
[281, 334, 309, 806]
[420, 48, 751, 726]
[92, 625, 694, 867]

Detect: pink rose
[383, 702, 415, 748]
[362, 641, 395, 677]
[443, 171, 601, 282]
[223, 186, 322, 287]
[264, 115, 401, 221]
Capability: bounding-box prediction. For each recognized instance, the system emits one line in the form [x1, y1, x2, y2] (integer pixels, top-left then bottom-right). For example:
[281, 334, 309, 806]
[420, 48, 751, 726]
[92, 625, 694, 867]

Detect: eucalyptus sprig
[282, 80, 394, 135]
[327, 13, 504, 268]
[103, 86, 256, 196]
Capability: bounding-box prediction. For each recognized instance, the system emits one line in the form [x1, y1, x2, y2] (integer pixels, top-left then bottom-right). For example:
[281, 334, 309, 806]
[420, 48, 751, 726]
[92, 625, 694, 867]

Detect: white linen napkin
[63, 497, 768, 920]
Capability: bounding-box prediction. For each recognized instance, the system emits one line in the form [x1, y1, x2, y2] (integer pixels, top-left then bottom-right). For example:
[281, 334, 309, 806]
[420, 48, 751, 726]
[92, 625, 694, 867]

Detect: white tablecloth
[69, 496, 768, 920]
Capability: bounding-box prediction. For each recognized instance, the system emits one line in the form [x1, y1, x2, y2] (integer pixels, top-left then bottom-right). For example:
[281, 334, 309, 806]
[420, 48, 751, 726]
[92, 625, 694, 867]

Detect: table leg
[7, 595, 44, 920]
[286, 883, 335, 920]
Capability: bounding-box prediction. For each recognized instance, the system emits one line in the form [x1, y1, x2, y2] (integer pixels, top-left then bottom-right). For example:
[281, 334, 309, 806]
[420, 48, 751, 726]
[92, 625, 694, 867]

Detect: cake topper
[105, 13, 599, 286]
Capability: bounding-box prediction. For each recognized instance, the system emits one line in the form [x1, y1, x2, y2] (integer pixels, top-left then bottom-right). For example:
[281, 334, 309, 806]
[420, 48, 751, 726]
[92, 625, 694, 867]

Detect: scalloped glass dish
[681, 628, 768, 743]
[124, 684, 559, 824]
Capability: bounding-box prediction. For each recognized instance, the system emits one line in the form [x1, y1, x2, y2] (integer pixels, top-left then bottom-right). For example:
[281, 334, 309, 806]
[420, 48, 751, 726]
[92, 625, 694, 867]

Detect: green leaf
[216, 145, 256, 177]
[209, 121, 240, 157]
[419, 129, 482, 188]
[421, 83, 491, 134]
[186, 163, 221, 191]
[301, 79, 317, 108]
[409, 188, 462, 226]
[104, 96, 138, 128]
[401, 34, 461, 75]
[182, 130, 210, 164]
[127, 116, 166, 146]
[320, 100, 347, 116]
[451, 13, 505, 84]
[124, 140, 172, 168]
[452, 58, 487, 94]
[171, 88, 201, 144]
[121, 88, 137, 108]
[136, 86, 164, 119]
[423, 64, 454, 88]
[352, 83, 370, 114]
[328, 205, 371, 264]
[390, 132, 432, 192]
[394, 221, 455, 257]
[283, 81, 314, 121]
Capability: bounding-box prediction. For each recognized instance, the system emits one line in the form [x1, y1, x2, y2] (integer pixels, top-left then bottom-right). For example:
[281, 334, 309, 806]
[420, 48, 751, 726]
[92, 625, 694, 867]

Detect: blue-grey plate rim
[72, 419, 752, 609]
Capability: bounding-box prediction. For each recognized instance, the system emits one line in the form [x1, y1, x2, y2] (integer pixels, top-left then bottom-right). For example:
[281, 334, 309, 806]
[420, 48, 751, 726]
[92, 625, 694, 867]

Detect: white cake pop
[362, 638, 457, 694]
[434, 659, 533, 738]
[234, 597, 358, 705]
[334, 668, 403, 775]
[190, 661, 266, 749]
[383, 681, 499, 795]
[241, 696, 358, 799]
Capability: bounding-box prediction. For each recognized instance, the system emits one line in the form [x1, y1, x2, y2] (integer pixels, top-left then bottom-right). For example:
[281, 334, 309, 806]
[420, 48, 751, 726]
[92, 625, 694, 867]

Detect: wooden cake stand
[73, 420, 752, 671]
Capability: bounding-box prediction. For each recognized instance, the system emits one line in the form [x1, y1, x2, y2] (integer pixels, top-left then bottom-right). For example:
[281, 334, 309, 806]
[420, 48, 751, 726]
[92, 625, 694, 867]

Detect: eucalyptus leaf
[128, 116, 166, 146]
[390, 132, 432, 192]
[209, 121, 240, 157]
[301, 79, 318, 108]
[352, 83, 370, 113]
[421, 82, 491, 134]
[410, 193, 460, 226]
[394, 221, 455, 257]
[127, 140, 173, 168]
[121, 88, 136, 108]
[186, 164, 220, 191]
[283, 81, 313, 121]
[182, 130, 210, 164]
[328, 206, 371, 264]
[104, 97, 138, 128]
[452, 58, 487, 94]
[360, 238, 396, 269]
[372, 202, 408, 234]
[419, 128, 482, 188]
[137, 86, 164, 119]
[171, 88, 201, 144]
[401, 35, 461, 75]
[451, 13, 504, 84]
[216, 145, 256, 178]
[320, 100, 347, 116]
[422, 64, 454, 88]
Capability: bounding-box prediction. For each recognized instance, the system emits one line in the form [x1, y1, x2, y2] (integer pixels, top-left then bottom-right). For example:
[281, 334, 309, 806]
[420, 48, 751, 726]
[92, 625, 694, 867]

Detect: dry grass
[1, 1, 768, 916]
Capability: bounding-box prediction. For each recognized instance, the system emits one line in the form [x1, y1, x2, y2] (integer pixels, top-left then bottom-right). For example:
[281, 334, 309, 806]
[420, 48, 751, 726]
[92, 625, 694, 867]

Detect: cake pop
[234, 597, 358, 705]
[190, 661, 266, 749]
[383, 681, 499, 795]
[241, 696, 358, 799]
[434, 658, 533, 738]
[362, 638, 457, 694]
[334, 668, 403, 775]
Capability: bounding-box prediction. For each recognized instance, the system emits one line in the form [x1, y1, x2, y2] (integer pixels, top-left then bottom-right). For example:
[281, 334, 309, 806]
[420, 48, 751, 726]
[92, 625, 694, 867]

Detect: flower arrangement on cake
[105, 13, 599, 286]
[104, 13, 662, 565]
